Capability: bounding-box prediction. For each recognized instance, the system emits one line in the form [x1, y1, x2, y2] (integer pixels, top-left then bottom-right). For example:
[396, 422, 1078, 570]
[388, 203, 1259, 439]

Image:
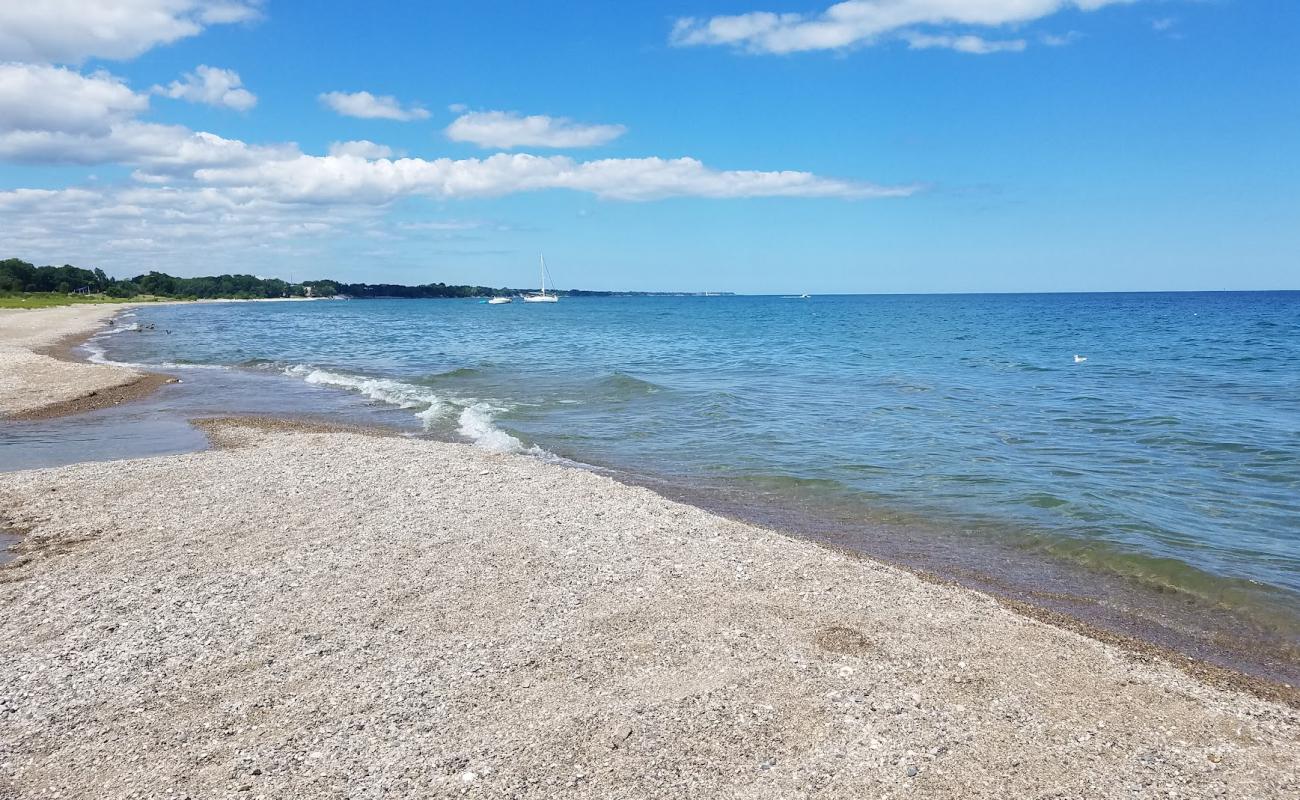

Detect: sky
[0, 1, 1297, 294]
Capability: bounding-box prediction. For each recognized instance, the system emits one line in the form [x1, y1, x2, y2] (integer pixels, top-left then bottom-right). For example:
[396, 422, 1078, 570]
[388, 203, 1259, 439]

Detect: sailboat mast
[539, 254, 546, 296]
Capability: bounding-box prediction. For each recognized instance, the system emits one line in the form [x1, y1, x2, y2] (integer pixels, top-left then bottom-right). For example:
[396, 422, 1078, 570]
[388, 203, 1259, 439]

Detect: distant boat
[487, 296, 512, 304]
[1074, 354, 1088, 363]
[523, 255, 559, 303]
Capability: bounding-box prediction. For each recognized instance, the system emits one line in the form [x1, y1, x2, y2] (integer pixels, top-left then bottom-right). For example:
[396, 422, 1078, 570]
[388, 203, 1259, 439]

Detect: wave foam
[457, 402, 534, 454]
[287, 365, 442, 412]
[285, 365, 540, 454]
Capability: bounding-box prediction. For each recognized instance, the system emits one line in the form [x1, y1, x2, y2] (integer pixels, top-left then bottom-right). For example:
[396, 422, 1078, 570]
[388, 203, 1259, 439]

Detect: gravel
[0, 305, 144, 417]
[1, 420, 1297, 799]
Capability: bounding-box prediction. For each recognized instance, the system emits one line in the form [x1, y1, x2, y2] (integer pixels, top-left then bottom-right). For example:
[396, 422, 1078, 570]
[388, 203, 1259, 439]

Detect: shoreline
[0, 303, 178, 420]
[2, 304, 1297, 703]
[1, 307, 1297, 795]
[602, 467, 1300, 706]
[2, 416, 1297, 796]
[0, 298, 329, 420]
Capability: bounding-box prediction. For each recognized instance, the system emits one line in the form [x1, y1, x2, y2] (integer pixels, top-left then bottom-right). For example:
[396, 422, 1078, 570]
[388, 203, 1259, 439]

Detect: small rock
[906, 766, 918, 778]
[611, 724, 633, 749]
[461, 771, 478, 784]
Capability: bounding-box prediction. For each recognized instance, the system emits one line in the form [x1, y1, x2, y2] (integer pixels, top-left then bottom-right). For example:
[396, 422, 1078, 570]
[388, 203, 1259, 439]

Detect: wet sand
[1, 306, 1297, 798]
[0, 304, 169, 419]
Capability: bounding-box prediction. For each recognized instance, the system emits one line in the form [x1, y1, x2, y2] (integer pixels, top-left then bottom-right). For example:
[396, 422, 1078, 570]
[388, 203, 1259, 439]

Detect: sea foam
[284, 365, 538, 454]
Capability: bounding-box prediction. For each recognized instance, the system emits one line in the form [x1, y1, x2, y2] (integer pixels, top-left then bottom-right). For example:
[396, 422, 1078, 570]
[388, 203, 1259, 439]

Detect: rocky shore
[1, 417, 1297, 798]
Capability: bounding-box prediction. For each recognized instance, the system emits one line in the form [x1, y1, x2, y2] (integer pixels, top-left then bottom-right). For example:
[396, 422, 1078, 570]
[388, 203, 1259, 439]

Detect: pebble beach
[1, 307, 1297, 799]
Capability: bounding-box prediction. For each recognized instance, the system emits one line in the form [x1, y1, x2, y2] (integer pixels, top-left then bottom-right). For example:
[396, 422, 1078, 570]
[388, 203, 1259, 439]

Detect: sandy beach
[1, 307, 1298, 798]
[0, 305, 169, 420]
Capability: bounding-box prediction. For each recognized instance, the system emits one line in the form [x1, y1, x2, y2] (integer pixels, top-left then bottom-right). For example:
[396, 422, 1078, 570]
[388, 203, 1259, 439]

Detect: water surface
[13, 293, 1299, 679]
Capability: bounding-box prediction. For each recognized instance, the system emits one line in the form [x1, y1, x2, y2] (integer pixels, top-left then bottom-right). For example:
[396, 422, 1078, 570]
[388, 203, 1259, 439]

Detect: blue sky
[1, 1, 1296, 293]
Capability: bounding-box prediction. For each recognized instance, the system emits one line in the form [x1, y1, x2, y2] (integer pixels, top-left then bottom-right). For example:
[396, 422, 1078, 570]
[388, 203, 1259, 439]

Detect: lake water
[19, 292, 1300, 679]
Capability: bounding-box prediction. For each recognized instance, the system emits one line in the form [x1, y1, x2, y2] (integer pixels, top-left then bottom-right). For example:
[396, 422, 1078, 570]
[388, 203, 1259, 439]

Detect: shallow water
[8, 292, 1299, 679]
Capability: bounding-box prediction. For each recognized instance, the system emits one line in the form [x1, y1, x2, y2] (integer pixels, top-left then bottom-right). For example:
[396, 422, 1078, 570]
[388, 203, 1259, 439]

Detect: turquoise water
[95, 293, 1300, 630]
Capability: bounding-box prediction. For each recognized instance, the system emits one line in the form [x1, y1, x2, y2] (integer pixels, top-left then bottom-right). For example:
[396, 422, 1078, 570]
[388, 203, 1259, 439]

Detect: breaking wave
[283, 365, 542, 455]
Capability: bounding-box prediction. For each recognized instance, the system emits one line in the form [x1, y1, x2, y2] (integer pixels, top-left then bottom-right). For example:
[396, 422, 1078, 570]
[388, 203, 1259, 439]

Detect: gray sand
[2, 421, 1296, 799]
[0, 305, 142, 417]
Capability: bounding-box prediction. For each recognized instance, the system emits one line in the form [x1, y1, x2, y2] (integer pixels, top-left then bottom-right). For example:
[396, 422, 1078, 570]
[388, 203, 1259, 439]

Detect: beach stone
[0, 419, 1296, 799]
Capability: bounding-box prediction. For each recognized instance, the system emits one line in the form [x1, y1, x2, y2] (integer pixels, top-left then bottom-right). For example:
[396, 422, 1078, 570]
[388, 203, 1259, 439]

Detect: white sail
[523, 253, 558, 302]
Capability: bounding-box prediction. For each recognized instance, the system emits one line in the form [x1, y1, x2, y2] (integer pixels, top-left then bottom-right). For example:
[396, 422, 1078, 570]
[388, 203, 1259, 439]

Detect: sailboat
[523, 254, 559, 303]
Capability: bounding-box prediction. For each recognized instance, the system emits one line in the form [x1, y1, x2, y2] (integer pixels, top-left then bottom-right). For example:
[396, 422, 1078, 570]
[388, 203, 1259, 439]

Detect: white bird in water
[1073, 354, 1088, 364]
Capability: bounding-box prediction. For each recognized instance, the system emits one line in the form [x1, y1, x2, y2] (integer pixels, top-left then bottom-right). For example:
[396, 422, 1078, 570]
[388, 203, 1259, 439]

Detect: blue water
[96, 293, 1300, 623]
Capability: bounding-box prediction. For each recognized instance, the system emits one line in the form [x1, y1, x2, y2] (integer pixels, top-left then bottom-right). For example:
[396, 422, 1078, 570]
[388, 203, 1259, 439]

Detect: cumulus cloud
[0, 63, 286, 168]
[328, 140, 394, 159]
[156, 65, 256, 110]
[0, 63, 148, 136]
[0, 62, 904, 204]
[0, 114, 292, 170]
[0, 43, 918, 274]
[446, 110, 627, 149]
[319, 90, 430, 121]
[192, 152, 915, 203]
[0, 1, 261, 63]
[0, 184, 383, 273]
[670, 0, 1137, 54]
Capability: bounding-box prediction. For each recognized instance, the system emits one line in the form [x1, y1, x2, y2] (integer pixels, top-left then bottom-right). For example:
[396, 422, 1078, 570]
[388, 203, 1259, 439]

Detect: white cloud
[446, 110, 627, 149]
[0, 1, 261, 63]
[0, 63, 287, 168]
[0, 184, 382, 274]
[670, 0, 1137, 54]
[0, 63, 901, 205]
[0, 117, 292, 170]
[156, 65, 256, 110]
[328, 140, 394, 159]
[0, 63, 147, 136]
[192, 152, 915, 203]
[319, 90, 430, 121]
[903, 32, 1026, 54]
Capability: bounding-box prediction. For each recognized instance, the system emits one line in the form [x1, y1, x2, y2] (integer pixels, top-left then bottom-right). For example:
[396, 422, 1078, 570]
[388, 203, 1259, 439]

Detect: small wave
[84, 328, 143, 368]
[239, 357, 280, 369]
[284, 365, 542, 454]
[285, 365, 442, 411]
[595, 372, 664, 398]
[86, 321, 227, 371]
[457, 402, 539, 455]
[426, 366, 485, 380]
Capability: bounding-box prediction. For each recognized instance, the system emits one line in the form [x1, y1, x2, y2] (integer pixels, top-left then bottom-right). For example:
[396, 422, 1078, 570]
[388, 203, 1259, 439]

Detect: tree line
[1, 258, 731, 300]
[0, 259, 514, 300]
